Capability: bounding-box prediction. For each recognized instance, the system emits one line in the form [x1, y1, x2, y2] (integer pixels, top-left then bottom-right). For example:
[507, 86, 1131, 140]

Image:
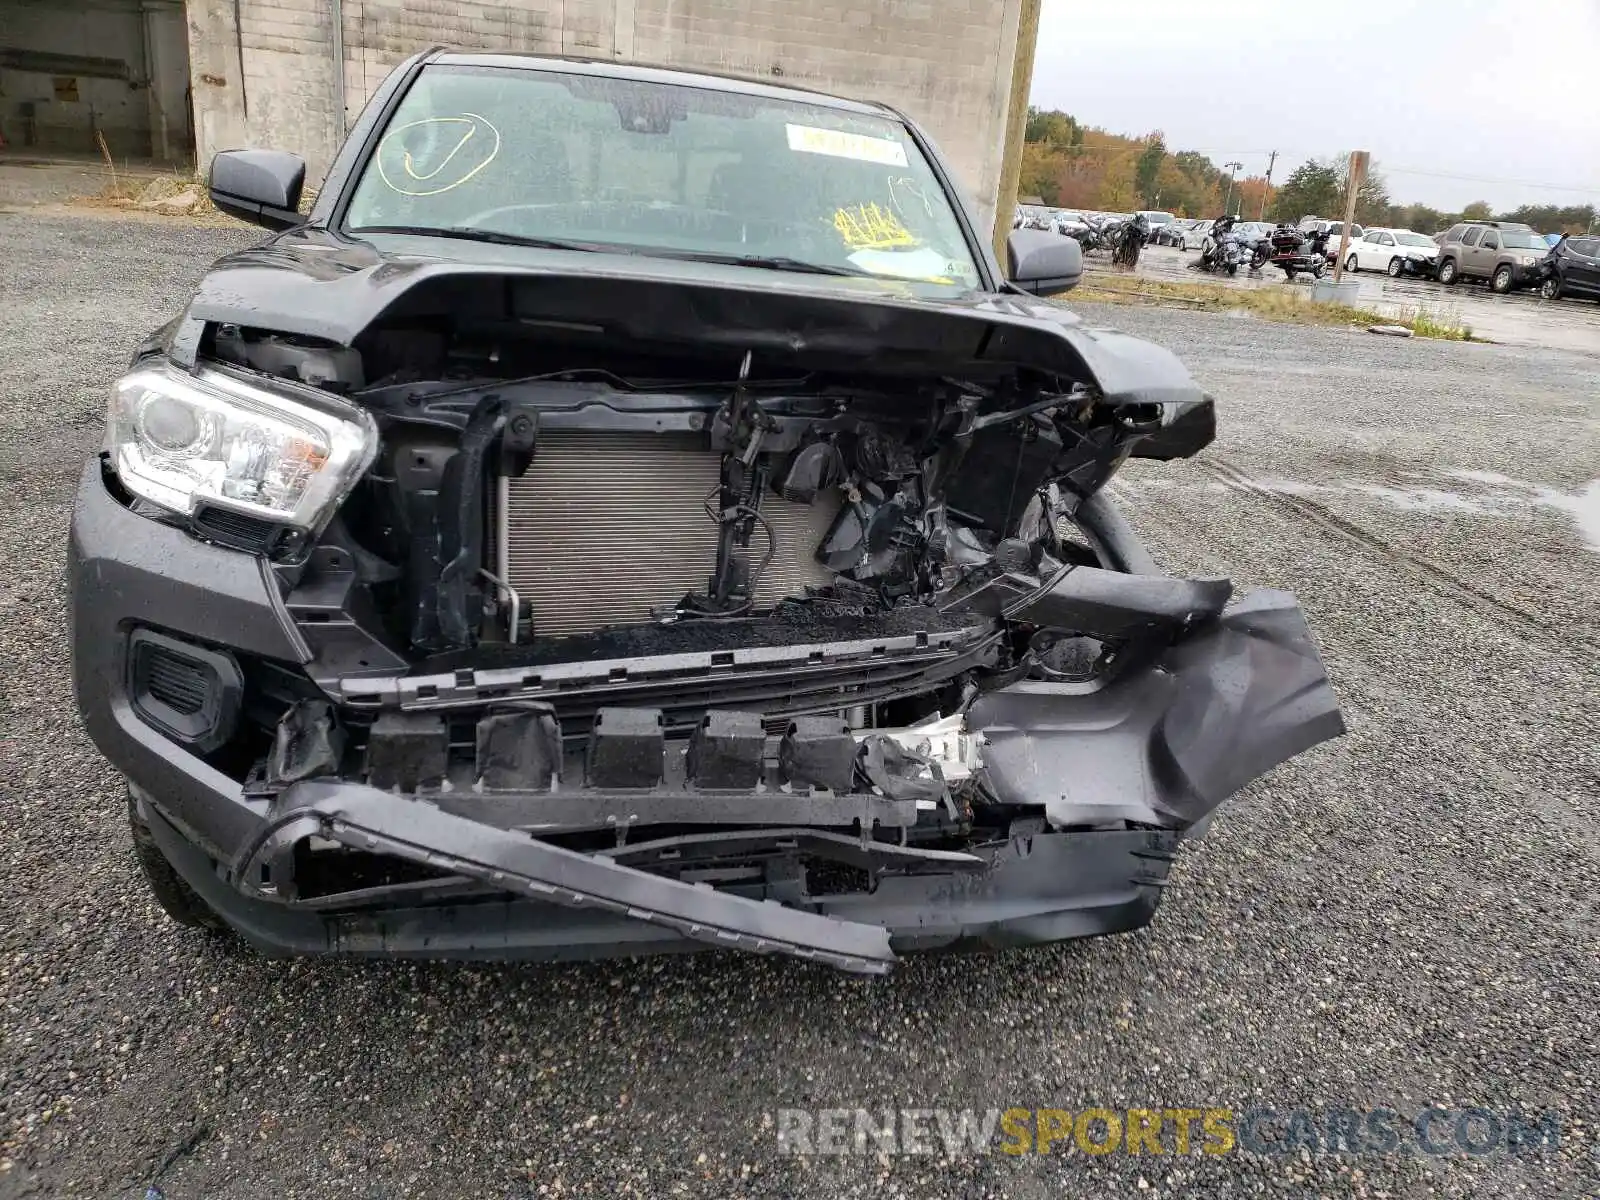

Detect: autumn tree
[1012, 109, 1540, 229]
[1235, 176, 1272, 221]
[1134, 133, 1166, 208]
[1096, 157, 1137, 211]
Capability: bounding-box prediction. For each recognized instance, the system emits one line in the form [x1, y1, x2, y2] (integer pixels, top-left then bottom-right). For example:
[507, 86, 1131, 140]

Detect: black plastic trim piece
[127, 628, 244, 754]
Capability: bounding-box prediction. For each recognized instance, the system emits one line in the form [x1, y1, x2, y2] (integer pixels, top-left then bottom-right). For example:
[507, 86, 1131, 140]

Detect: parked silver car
[1435, 221, 1548, 293]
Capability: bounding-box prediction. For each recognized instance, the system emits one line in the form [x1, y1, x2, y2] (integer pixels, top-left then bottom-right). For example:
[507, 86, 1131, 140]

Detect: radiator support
[499, 431, 841, 637]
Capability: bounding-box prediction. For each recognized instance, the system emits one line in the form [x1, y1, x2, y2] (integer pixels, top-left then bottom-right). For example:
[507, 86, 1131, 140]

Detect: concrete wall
[187, 0, 1021, 232]
[0, 0, 190, 159]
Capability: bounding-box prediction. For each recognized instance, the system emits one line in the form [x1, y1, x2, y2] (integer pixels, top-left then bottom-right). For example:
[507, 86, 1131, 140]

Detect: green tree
[1502, 203, 1596, 233]
[1346, 163, 1391, 225]
[1134, 133, 1166, 208]
[1461, 200, 1494, 221]
[1391, 203, 1448, 234]
[1172, 150, 1221, 188]
[1024, 107, 1079, 148]
[1271, 160, 1341, 223]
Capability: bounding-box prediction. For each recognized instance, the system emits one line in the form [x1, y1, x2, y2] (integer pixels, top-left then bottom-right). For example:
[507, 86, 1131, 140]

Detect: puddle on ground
[1115, 470, 1600, 552]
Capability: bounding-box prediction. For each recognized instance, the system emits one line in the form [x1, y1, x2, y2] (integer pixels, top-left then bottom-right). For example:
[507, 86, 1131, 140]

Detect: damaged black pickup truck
[71, 50, 1344, 974]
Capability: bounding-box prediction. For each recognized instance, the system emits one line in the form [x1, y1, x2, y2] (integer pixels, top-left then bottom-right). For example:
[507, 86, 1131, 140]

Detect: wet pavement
[1104, 243, 1600, 355]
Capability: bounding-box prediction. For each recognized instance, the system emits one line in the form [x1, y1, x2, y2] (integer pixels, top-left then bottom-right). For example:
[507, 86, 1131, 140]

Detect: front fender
[970, 589, 1345, 829]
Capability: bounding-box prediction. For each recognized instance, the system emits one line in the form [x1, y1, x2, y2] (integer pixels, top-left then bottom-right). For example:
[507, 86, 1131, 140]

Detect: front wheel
[1437, 258, 1459, 285]
[1386, 257, 1404, 278]
[1539, 275, 1562, 300]
[1490, 265, 1514, 294]
[130, 810, 226, 931]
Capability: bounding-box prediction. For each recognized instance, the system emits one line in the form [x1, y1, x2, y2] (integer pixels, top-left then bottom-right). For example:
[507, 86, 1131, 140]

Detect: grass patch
[1406, 308, 1474, 341]
[1074, 272, 1480, 341]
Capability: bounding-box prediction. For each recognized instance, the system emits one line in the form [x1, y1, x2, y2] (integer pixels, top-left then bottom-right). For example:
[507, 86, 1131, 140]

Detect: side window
[1461, 228, 1482, 247]
[1481, 232, 1500, 250]
[1445, 225, 1465, 244]
[1379, 234, 1394, 246]
[1570, 237, 1599, 256]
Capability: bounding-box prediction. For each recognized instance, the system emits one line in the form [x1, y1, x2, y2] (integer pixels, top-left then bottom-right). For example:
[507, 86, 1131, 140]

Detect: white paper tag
[785, 123, 909, 167]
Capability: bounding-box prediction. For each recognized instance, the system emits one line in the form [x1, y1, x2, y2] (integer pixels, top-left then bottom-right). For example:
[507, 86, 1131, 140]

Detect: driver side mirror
[208, 149, 307, 231]
[1005, 228, 1083, 295]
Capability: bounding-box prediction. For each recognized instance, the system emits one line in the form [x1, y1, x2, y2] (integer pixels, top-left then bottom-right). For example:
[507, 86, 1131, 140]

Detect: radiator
[501, 431, 841, 636]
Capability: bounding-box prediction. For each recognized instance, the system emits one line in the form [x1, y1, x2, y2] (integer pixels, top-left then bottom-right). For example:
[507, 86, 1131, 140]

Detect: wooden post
[1331, 150, 1369, 283]
[992, 0, 1043, 270]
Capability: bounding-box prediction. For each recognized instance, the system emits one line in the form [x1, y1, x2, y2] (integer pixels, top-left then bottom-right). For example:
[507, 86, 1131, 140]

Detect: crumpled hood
[178, 226, 1206, 411]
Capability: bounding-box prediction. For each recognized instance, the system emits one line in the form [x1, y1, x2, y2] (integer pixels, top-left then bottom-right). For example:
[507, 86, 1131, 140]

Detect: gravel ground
[2, 212, 1597, 1200]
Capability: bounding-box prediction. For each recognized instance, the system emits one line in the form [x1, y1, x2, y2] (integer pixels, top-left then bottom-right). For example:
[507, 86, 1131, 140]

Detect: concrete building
[0, 0, 193, 161]
[1, 0, 1026, 231]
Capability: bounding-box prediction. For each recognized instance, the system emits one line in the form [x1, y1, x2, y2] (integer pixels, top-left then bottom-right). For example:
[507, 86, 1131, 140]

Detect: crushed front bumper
[136, 790, 1184, 973]
[1506, 261, 1545, 289]
[73, 458, 1345, 974]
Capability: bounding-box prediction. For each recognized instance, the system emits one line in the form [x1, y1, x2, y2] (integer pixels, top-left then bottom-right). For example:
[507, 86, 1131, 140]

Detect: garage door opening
[0, 0, 194, 165]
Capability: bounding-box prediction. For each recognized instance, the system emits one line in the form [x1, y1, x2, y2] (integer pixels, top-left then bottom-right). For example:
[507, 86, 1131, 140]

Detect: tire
[1225, 263, 1238, 276]
[1540, 275, 1562, 300]
[130, 810, 227, 931]
[1346, 254, 1359, 273]
[1490, 265, 1514, 294]
[1311, 259, 1326, 279]
[1437, 257, 1459, 285]
[1386, 257, 1404, 278]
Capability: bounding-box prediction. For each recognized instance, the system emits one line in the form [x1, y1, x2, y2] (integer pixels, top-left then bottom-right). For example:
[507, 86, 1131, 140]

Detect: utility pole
[1331, 150, 1369, 284]
[1259, 150, 1277, 220]
[1222, 160, 1242, 218]
[992, 0, 1043, 266]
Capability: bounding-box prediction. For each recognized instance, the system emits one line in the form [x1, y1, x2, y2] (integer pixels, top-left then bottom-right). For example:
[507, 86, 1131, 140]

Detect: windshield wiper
[354, 229, 880, 278]
[352, 225, 610, 253]
[646, 249, 874, 277]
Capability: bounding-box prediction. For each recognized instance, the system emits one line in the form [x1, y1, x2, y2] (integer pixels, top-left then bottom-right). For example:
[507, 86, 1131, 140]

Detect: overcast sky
[1030, 0, 1600, 213]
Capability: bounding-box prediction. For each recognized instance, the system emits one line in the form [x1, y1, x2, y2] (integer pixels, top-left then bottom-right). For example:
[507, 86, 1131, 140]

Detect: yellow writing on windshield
[375, 113, 502, 196]
[833, 202, 918, 251]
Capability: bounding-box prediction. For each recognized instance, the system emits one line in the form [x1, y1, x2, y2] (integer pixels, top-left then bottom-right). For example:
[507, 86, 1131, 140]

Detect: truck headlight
[110, 362, 377, 533]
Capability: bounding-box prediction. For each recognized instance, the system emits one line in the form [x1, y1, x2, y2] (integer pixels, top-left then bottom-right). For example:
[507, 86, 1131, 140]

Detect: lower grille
[502, 432, 840, 636]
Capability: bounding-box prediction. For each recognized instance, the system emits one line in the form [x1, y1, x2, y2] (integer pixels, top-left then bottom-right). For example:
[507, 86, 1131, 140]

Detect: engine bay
[213, 301, 1198, 677]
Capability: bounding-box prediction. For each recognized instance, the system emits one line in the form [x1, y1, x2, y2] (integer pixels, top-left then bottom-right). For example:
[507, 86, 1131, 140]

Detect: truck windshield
[344, 64, 982, 288]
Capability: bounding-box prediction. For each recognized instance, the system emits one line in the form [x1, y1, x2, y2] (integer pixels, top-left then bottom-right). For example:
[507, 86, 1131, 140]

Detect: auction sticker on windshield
[786, 123, 908, 167]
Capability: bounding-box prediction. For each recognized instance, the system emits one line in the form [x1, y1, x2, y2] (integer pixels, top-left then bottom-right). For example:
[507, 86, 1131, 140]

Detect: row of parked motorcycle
[1015, 206, 1335, 281]
[1041, 211, 1153, 269]
[1193, 217, 1333, 281]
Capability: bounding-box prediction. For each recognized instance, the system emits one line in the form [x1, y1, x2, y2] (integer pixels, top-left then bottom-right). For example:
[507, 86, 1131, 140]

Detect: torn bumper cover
[128, 587, 1341, 975]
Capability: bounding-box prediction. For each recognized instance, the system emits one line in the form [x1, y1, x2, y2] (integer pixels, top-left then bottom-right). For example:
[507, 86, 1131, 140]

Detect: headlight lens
[110, 362, 377, 532]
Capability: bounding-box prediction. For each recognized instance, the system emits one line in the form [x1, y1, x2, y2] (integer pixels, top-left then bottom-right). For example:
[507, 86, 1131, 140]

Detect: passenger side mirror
[1005, 228, 1083, 295]
[208, 149, 307, 230]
